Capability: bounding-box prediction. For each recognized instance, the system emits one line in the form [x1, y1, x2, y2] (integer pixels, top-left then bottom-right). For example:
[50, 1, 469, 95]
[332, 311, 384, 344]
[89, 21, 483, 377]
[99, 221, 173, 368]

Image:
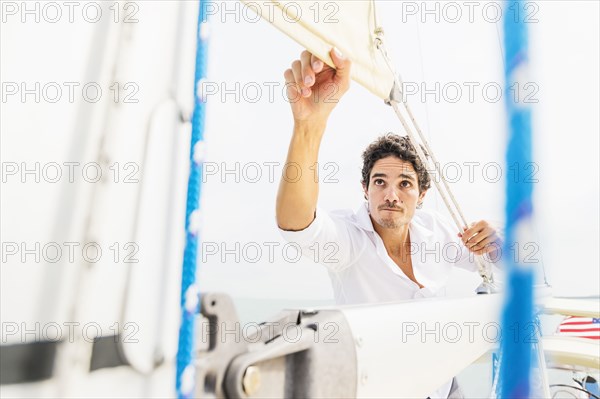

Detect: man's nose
[384, 187, 400, 204]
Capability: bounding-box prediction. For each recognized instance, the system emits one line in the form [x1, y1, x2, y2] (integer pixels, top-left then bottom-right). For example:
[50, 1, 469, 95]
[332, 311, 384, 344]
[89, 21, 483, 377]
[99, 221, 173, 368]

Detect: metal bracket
[195, 293, 357, 398]
[385, 79, 403, 106]
[194, 293, 248, 398]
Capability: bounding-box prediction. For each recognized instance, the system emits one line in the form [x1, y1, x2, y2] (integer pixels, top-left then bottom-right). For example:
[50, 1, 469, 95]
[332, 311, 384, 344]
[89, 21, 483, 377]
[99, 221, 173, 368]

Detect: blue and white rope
[498, 1, 536, 398]
[175, 1, 210, 397]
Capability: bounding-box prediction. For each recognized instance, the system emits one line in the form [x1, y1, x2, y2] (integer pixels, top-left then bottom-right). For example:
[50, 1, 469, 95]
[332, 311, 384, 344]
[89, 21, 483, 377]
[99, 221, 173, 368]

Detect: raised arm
[276, 48, 352, 231]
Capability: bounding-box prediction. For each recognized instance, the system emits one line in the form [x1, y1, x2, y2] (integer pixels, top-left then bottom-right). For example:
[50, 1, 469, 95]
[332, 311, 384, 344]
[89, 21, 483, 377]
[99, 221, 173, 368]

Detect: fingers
[291, 60, 310, 98]
[288, 51, 317, 98]
[283, 68, 300, 100]
[466, 227, 494, 247]
[310, 53, 324, 73]
[329, 47, 352, 86]
[459, 220, 501, 255]
[469, 235, 496, 253]
[284, 48, 351, 100]
[460, 221, 486, 244]
[300, 50, 315, 88]
[471, 241, 500, 256]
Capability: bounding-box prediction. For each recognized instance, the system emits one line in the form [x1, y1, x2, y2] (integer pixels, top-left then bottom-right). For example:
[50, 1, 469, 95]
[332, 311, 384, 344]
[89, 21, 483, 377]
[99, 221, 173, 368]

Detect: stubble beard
[375, 211, 406, 229]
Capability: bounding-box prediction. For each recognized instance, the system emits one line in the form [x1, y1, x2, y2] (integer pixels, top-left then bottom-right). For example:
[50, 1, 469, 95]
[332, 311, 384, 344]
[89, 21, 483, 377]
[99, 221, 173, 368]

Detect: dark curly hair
[361, 133, 431, 193]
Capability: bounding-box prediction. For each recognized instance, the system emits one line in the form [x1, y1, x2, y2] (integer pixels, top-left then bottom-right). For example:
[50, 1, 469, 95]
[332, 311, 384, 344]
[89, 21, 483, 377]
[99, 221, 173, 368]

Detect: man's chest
[388, 252, 425, 289]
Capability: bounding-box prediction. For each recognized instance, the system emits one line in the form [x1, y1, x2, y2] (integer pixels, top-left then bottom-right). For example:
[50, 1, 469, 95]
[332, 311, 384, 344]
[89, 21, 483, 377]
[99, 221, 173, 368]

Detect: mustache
[378, 204, 403, 211]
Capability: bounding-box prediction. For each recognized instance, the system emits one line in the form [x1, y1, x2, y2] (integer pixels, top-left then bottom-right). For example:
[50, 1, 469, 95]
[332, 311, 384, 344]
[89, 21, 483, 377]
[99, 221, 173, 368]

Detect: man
[276, 48, 501, 398]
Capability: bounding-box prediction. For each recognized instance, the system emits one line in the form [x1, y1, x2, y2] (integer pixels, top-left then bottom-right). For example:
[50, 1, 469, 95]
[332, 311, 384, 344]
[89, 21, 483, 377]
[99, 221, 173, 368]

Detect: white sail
[340, 294, 503, 398]
[239, 0, 395, 100]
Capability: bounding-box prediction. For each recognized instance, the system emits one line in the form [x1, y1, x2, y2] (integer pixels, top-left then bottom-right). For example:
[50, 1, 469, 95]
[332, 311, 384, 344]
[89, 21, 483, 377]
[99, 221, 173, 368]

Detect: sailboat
[1, 1, 598, 398]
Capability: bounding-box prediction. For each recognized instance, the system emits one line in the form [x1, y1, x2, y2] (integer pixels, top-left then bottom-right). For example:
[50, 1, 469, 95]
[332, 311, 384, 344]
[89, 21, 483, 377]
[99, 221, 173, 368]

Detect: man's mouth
[380, 207, 402, 212]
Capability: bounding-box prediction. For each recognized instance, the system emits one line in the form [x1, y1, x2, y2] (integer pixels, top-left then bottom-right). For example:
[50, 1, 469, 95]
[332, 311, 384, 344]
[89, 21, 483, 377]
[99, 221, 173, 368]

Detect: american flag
[557, 316, 600, 340]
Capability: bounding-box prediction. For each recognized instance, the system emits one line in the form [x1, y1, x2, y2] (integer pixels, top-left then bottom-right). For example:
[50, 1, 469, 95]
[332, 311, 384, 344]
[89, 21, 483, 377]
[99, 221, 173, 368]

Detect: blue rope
[175, 1, 210, 397]
[499, 1, 535, 398]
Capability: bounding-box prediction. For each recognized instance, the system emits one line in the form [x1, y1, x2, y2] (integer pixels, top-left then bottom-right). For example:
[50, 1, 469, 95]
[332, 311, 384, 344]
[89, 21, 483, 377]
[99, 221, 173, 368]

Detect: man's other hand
[459, 220, 503, 257]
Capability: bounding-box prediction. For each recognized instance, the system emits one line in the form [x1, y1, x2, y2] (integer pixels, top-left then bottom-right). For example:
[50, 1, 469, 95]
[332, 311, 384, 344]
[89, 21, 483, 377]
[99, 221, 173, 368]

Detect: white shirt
[279, 202, 479, 305]
[279, 203, 479, 399]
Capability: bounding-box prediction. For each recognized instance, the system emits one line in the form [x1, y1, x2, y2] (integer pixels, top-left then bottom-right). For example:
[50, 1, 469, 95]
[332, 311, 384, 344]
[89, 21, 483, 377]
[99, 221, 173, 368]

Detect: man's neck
[371, 217, 411, 258]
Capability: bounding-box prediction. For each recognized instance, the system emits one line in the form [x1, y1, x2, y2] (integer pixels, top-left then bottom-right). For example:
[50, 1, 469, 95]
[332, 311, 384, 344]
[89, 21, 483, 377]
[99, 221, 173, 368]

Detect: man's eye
[400, 181, 411, 188]
[374, 179, 384, 185]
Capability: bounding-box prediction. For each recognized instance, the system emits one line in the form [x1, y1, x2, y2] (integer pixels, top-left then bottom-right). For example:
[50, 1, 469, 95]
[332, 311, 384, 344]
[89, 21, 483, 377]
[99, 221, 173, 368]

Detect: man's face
[363, 156, 426, 229]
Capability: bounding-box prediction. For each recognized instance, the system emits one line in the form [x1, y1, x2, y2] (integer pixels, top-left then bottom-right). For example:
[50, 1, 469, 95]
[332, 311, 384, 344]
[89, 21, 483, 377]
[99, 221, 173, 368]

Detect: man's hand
[276, 48, 351, 231]
[459, 220, 503, 257]
[283, 48, 352, 125]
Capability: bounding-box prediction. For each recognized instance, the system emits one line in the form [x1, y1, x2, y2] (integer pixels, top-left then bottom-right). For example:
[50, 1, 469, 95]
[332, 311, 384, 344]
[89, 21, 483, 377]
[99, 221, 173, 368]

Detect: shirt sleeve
[432, 210, 479, 273]
[278, 207, 357, 272]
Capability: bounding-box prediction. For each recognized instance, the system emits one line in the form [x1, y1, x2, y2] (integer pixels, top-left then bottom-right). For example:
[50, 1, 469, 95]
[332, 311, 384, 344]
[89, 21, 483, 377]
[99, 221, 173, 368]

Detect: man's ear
[418, 189, 428, 202]
[362, 183, 368, 201]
